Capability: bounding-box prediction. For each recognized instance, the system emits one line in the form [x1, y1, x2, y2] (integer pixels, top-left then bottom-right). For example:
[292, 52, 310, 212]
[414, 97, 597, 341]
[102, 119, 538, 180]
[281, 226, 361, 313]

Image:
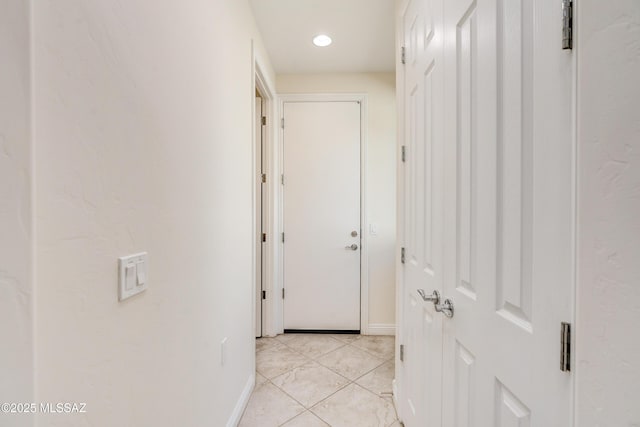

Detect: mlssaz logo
[40, 402, 87, 413]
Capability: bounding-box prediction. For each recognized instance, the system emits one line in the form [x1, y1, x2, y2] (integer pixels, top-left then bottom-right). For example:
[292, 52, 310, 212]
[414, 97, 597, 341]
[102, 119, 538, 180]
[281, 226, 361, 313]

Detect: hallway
[2, 1, 639, 426]
[239, 334, 399, 427]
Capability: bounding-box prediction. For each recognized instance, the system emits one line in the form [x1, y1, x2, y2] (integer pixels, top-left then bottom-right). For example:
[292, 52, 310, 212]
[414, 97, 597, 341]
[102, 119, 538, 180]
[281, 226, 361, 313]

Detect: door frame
[255, 93, 263, 337]
[393, 0, 408, 410]
[276, 93, 370, 334]
[252, 42, 277, 338]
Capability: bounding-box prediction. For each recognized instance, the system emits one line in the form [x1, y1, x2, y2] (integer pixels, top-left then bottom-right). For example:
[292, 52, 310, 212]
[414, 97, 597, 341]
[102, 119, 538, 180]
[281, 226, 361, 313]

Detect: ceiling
[249, 0, 396, 74]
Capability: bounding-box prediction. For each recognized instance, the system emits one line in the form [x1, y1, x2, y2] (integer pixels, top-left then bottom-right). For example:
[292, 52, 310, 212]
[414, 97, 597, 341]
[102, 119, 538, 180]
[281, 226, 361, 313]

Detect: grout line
[308, 407, 333, 426]
[267, 360, 352, 409]
[314, 345, 387, 381]
[276, 410, 303, 427]
[307, 380, 353, 411]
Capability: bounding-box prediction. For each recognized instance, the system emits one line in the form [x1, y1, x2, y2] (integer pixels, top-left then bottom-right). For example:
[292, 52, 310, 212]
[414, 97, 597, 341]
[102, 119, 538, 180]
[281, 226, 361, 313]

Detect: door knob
[345, 243, 359, 250]
[351, 230, 358, 237]
[435, 298, 454, 318]
[417, 289, 440, 304]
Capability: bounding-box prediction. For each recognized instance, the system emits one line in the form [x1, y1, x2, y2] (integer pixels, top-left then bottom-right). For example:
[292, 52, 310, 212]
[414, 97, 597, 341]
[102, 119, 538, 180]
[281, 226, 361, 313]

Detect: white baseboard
[226, 373, 255, 427]
[367, 323, 396, 336]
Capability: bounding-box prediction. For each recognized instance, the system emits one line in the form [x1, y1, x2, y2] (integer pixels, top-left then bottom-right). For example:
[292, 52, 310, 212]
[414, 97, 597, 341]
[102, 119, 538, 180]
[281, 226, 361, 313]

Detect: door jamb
[254, 94, 263, 337]
[277, 93, 370, 334]
[394, 0, 410, 413]
[252, 42, 277, 338]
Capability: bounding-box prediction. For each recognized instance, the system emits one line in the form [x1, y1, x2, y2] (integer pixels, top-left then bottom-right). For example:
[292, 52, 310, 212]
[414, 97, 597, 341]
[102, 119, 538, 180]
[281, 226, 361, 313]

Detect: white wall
[0, 1, 33, 426]
[32, 1, 274, 426]
[277, 73, 397, 331]
[576, 1, 640, 425]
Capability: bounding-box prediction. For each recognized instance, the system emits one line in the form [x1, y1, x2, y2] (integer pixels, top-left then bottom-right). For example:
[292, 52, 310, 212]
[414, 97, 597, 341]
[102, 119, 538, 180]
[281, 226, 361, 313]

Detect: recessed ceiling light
[313, 34, 332, 47]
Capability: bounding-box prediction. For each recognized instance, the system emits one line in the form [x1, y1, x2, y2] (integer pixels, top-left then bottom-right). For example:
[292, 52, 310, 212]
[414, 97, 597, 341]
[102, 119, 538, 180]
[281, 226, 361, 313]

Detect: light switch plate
[118, 252, 148, 301]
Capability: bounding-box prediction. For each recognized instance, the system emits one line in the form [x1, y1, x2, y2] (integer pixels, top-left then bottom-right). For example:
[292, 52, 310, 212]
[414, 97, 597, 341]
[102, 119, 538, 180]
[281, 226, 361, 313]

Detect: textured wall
[0, 0, 33, 426]
[576, 0, 640, 425]
[277, 73, 397, 330]
[33, 1, 273, 425]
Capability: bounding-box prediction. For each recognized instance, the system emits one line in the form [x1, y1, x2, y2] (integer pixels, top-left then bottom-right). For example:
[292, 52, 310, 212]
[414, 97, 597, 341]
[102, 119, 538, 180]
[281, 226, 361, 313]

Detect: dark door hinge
[262, 233, 266, 242]
[401, 146, 406, 163]
[400, 344, 405, 362]
[261, 116, 266, 126]
[282, 232, 285, 243]
[282, 288, 285, 299]
[401, 247, 406, 264]
[401, 46, 406, 64]
[261, 173, 266, 183]
[562, 0, 573, 50]
[561, 322, 571, 372]
[262, 290, 266, 300]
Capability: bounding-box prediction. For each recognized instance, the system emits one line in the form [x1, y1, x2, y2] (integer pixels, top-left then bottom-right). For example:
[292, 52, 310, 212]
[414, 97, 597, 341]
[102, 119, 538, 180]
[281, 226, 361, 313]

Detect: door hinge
[282, 288, 285, 299]
[560, 322, 571, 372]
[401, 145, 406, 163]
[400, 344, 405, 362]
[261, 173, 266, 183]
[262, 290, 266, 300]
[281, 174, 285, 185]
[281, 118, 285, 128]
[262, 233, 266, 242]
[401, 46, 406, 65]
[401, 247, 406, 264]
[562, 0, 573, 50]
[261, 116, 266, 126]
[282, 232, 285, 243]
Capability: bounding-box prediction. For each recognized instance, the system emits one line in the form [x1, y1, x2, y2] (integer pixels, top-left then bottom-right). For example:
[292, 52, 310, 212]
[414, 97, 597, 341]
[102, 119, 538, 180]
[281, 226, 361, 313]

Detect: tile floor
[239, 334, 401, 427]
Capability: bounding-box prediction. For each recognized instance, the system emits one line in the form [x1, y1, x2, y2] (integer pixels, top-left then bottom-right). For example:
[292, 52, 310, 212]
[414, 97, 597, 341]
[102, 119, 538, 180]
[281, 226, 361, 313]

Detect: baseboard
[226, 373, 255, 427]
[367, 323, 396, 336]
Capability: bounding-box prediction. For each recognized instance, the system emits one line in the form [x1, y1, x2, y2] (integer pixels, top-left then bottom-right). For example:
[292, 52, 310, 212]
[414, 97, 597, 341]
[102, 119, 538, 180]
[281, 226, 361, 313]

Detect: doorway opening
[278, 94, 369, 334]
[253, 49, 275, 339]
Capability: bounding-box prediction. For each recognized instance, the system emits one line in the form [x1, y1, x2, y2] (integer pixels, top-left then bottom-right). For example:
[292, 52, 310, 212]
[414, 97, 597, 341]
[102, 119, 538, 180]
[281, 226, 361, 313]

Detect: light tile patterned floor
[239, 334, 399, 427]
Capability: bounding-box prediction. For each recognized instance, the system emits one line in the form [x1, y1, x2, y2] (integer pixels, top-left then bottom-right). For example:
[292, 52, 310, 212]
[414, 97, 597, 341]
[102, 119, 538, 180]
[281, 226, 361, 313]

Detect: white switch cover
[370, 223, 379, 236]
[118, 252, 148, 301]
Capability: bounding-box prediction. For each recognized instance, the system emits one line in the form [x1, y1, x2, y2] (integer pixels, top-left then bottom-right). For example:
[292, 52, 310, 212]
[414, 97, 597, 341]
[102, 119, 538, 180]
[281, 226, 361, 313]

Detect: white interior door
[397, 0, 574, 425]
[440, 0, 574, 424]
[399, 0, 445, 425]
[282, 101, 361, 331]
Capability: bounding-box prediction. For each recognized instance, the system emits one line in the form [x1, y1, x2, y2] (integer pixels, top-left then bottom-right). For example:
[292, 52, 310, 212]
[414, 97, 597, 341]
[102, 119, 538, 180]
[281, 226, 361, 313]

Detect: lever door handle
[435, 298, 454, 318]
[417, 289, 454, 318]
[345, 243, 358, 251]
[417, 289, 440, 304]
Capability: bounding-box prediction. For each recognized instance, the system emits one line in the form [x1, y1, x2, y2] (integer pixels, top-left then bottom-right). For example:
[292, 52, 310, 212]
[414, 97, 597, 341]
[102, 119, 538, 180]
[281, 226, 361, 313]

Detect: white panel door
[440, 0, 574, 425]
[399, 0, 445, 425]
[397, 0, 574, 425]
[283, 101, 361, 331]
